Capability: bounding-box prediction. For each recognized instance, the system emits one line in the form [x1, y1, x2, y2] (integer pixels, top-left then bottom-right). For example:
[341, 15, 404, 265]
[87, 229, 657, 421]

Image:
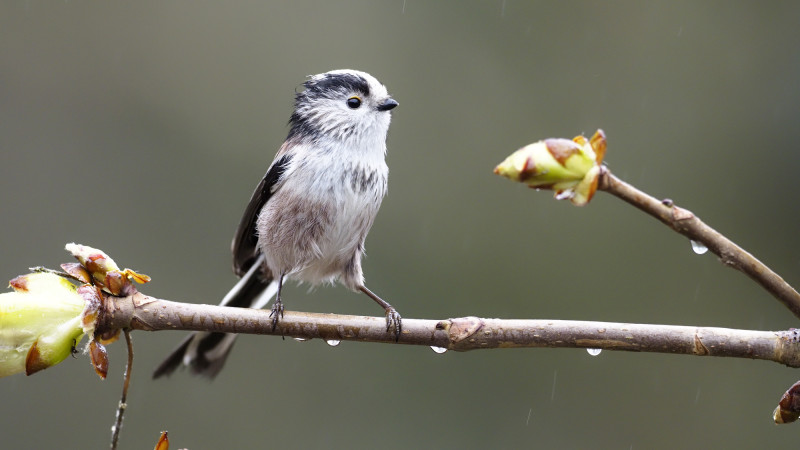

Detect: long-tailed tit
[153, 69, 400, 378]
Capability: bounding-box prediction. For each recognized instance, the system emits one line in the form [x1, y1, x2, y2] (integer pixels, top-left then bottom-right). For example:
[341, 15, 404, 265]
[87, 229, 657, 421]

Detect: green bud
[0, 272, 88, 377]
[494, 129, 607, 206]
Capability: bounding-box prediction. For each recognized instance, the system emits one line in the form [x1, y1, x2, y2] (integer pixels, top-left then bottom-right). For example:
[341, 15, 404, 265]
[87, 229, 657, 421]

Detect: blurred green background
[2, 1, 800, 448]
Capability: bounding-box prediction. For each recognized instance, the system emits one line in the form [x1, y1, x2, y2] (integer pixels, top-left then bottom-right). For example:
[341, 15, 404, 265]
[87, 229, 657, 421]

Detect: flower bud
[494, 129, 607, 206]
[1, 244, 151, 379]
[0, 272, 87, 377]
[775, 380, 800, 424]
[65, 243, 150, 296]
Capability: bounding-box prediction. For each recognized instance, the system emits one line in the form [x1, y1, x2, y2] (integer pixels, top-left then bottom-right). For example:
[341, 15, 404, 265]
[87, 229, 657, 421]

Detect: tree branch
[598, 167, 800, 320]
[110, 329, 132, 450]
[98, 292, 800, 367]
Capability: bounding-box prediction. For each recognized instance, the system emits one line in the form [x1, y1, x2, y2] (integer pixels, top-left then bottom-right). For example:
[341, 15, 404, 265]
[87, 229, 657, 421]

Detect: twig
[110, 329, 133, 450]
[98, 294, 800, 367]
[597, 167, 800, 320]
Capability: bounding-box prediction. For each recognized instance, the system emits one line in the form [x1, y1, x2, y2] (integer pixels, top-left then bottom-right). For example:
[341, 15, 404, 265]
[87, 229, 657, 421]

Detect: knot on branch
[447, 316, 484, 345]
[693, 332, 710, 356]
[776, 329, 800, 368]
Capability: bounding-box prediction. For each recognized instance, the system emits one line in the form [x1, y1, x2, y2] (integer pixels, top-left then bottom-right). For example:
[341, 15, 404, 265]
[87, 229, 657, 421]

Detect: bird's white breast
[256, 139, 388, 286]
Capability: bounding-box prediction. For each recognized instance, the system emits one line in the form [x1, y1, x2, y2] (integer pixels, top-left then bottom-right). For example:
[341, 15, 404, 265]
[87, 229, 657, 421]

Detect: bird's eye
[346, 96, 362, 109]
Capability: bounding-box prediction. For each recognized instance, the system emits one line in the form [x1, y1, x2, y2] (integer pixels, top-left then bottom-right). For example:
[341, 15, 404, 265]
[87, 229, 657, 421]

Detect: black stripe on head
[305, 72, 370, 99]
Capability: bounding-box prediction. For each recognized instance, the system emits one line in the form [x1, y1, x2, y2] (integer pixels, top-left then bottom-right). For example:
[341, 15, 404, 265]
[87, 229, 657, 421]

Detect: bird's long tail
[152, 254, 276, 379]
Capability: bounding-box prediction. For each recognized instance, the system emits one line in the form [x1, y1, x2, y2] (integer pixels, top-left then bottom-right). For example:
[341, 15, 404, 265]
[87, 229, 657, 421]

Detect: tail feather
[152, 333, 193, 379]
[152, 254, 275, 379]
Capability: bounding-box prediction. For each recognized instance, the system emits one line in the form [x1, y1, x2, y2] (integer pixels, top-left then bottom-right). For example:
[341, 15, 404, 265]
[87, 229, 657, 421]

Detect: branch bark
[598, 167, 800, 320]
[98, 293, 800, 367]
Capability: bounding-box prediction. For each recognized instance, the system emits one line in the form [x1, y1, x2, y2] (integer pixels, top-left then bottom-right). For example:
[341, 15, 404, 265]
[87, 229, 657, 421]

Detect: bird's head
[288, 69, 398, 145]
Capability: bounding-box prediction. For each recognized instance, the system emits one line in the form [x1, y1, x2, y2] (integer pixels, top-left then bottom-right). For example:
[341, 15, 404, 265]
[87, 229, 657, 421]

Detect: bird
[153, 69, 401, 379]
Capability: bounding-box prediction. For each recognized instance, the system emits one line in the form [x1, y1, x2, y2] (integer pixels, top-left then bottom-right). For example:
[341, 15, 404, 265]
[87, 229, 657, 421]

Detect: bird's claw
[269, 299, 284, 331]
[385, 307, 402, 342]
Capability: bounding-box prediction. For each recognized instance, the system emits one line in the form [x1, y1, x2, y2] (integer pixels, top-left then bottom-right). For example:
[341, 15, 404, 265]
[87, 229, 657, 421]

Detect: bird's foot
[269, 298, 284, 331]
[385, 307, 402, 342]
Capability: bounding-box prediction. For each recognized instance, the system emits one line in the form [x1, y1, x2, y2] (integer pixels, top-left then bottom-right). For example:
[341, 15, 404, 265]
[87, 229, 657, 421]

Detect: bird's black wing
[231, 151, 293, 277]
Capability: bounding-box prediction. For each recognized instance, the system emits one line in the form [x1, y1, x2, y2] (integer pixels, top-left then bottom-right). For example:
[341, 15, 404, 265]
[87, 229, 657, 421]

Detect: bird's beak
[377, 98, 399, 111]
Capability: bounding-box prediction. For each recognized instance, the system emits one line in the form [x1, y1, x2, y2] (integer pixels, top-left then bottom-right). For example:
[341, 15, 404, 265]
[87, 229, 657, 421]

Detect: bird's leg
[270, 272, 285, 331]
[358, 285, 402, 341]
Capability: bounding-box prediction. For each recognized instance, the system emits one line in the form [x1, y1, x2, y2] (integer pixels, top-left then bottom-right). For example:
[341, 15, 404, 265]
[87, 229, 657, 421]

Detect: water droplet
[690, 240, 708, 255]
[586, 348, 602, 356]
[430, 346, 448, 354]
[325, 339, 341, 347]
[293, 337, 309, 342]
